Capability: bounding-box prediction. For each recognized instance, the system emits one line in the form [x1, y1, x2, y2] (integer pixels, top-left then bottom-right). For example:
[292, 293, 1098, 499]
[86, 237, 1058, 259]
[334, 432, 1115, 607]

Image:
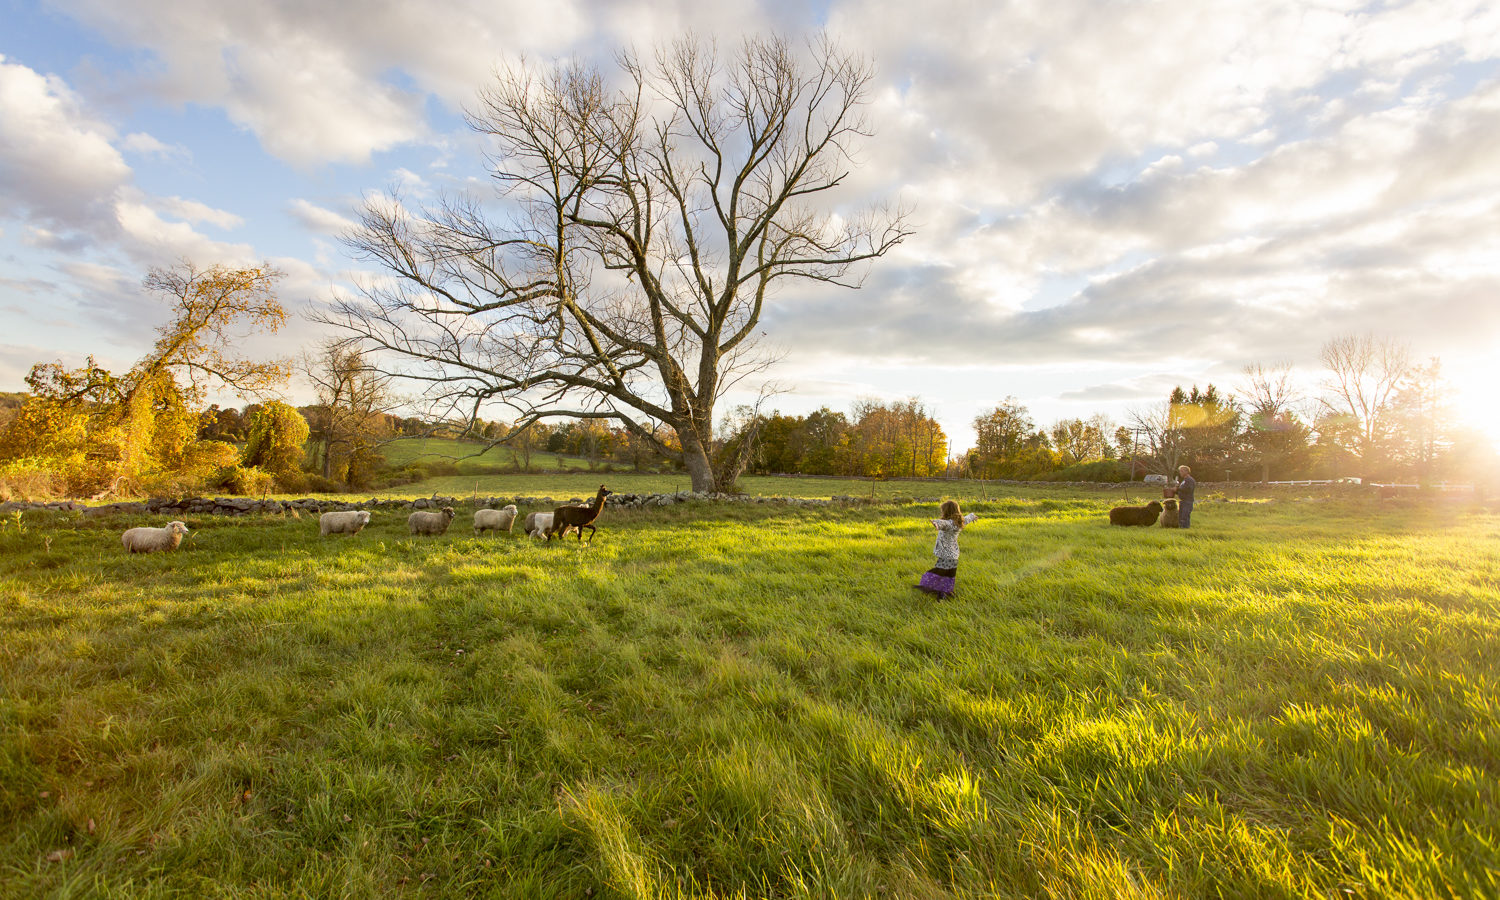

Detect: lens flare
[1449, 357, 1500, 451]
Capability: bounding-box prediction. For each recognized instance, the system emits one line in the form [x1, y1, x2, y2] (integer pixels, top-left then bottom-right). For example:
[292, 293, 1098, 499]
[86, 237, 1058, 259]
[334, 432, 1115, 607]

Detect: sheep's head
[440, 507, 455, 520]
[168, 521, 189, 536]
[1163, 499, 1177, 511]
[357, 511, 372, 525]
[502, 504, 518, 514]
[1146, 501, 1163, 513]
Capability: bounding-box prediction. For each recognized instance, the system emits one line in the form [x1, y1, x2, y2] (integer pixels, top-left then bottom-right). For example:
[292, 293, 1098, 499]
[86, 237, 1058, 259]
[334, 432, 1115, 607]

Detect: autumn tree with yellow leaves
[0, 262, 291, 498]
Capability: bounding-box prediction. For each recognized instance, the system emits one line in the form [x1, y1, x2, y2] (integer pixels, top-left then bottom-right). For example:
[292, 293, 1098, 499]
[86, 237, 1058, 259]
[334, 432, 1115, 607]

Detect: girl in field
[916, 500, 978, 598]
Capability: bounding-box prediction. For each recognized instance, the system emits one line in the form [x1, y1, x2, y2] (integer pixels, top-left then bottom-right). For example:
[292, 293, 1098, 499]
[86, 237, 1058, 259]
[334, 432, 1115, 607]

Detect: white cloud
[215, 34, 426, 165]
[390, 167, 427, 193]
[0, 57, 253, 253]
[49, 0, 583, 164]
[151, 194, 244, 230]
[0, 55, 339, 374]
[0, 54, 131, 232]
[45, 0, 820, 166]
[120, 131, 190, 161]
[114, 199, 256, 265]
[289, 199, 358, 236]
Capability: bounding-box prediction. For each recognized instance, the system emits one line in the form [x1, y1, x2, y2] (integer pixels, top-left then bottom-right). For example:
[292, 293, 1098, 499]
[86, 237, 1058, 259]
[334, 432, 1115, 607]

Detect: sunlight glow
[1449, 355, 1500, 450]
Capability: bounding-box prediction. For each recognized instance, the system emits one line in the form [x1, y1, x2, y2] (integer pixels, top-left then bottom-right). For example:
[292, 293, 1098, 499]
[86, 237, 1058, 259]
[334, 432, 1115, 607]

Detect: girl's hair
[940, 499, 964, 529]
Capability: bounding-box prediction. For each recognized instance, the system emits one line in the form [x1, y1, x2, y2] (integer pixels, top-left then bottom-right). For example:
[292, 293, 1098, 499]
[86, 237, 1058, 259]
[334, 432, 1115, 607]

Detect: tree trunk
[682, 438, 714, 492]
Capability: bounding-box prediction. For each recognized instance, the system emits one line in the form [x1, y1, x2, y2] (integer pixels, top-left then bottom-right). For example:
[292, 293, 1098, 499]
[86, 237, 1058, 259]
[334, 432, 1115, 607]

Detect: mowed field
[381, 438, 594, 474]
[3, 493, 1498, 898]
[400, 472, 1024, 503]
[375, 436, 1003, 501]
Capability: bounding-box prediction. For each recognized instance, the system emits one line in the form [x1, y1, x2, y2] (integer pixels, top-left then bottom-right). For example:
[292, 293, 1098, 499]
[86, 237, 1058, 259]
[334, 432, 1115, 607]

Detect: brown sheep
[1108, 501, 1163, 526]
[1159, 498, 1180, 528]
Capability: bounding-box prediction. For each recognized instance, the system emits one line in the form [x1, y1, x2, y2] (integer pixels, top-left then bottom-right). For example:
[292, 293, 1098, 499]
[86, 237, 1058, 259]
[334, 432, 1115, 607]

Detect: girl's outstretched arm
[963, 513, 979, 525]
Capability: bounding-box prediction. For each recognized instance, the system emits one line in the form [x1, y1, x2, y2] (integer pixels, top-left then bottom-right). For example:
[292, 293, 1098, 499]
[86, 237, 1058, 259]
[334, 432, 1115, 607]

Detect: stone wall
[1, 491, 864, 518]
[0, 481, 1369, 518]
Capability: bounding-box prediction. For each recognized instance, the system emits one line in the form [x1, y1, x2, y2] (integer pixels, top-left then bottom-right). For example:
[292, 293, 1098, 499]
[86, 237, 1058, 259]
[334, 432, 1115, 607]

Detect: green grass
[380, 437, 599, 474]
[380, 471, 1131, 502]
[374, 436, 1071, 501]
[3, 494, 1498, 897]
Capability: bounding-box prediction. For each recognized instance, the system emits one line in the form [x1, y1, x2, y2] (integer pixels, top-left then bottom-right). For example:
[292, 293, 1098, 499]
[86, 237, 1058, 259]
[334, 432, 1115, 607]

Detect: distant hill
[380, 436, 606, 475]
[0, 392, 26, 429]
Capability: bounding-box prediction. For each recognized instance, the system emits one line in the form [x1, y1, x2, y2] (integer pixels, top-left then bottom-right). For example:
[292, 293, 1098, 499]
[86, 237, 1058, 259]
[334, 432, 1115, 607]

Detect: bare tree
[1236, 362, 1309, 483]
[319, 36, 910, 491]
[510, 424, 542, 471]
[1127, 401, 1186, 475]
[711, 390, 776, 492]
[1237, 362, 1300, 418]
[1319, 334, 1412, 469]
[301, 341, 401, 483]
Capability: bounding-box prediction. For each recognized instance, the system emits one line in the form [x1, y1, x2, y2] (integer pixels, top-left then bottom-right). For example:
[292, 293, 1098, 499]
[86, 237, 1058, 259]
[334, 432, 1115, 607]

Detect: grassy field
[380, 438, 597, 474]
[3, 493, 1498, 897]
[378, 470, 1153, 503]
[374, 436, 1078, 502]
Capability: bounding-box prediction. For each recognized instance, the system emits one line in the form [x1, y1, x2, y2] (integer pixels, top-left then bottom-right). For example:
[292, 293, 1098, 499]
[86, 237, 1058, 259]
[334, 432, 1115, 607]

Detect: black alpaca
[547, 485, 612, 543]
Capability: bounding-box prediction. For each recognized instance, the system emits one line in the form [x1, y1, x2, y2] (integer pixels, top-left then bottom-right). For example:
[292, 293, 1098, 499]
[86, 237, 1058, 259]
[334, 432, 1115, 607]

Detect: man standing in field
[1176, 465, 1196, 529]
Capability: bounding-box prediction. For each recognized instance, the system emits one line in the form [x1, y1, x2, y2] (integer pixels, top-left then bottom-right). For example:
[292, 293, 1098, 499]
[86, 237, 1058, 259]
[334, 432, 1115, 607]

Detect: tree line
[711, 336, 1494, 486]
[0, 263, 407, 498]
[955, 340, 1490, 484]
[0, 262, 1489, 501]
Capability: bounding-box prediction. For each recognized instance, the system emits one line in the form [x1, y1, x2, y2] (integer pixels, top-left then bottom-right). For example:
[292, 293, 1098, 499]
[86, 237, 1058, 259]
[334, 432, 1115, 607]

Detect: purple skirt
[918, 567, 957, 597]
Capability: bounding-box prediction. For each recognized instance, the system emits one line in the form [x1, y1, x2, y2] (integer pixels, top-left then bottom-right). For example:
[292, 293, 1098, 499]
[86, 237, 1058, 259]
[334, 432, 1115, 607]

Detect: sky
[3, 0, 1500, 453]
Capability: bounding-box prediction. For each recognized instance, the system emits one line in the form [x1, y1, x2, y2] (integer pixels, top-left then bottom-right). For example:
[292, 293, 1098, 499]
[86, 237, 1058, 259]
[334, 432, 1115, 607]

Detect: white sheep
[408, 506, 456, 536]
[524, 511, 576, 540]
[121, 521, 189, 553]
[524, 510, 554, 539]
[473, 504, 518, 535]
[319, 510, 372, 536]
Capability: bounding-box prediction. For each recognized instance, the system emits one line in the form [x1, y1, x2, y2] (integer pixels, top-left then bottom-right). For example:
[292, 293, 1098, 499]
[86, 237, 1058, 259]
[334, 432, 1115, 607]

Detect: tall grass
[2, 494, 1497, 897]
